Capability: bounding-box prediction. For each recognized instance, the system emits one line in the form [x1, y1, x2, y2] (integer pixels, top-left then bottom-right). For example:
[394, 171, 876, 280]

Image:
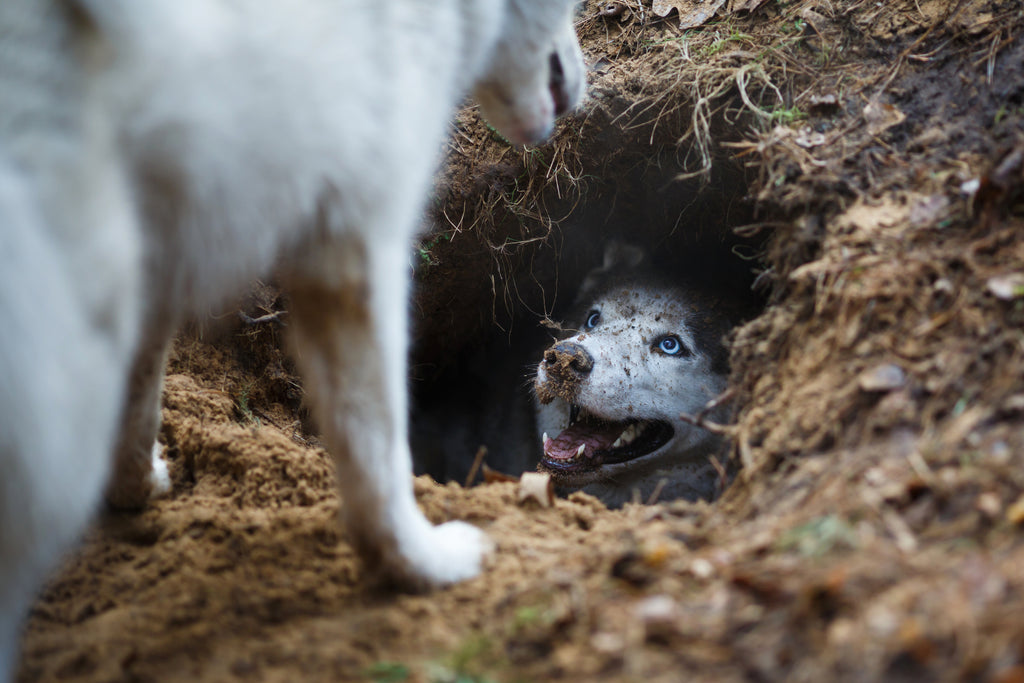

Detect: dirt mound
[16, 1, 1024, 681]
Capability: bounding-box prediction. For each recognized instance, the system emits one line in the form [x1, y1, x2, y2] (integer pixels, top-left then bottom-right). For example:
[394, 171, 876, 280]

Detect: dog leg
[0, 156, 137, 678]
[285, 235, 490, 589]
[104, 323, 173, 510]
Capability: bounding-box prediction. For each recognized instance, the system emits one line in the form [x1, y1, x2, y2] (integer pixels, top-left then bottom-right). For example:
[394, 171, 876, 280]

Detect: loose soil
[15, 1, 1024, 681]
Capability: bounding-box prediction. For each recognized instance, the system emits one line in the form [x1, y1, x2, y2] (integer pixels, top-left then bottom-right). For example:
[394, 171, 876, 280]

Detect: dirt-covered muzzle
[535, 341, 593, 404]
[536, 340, 676, 479]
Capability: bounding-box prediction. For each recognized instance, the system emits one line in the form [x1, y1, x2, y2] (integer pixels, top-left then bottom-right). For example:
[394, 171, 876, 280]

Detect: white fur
[535, 263, 728, 507]
[0, 0, 584, 677]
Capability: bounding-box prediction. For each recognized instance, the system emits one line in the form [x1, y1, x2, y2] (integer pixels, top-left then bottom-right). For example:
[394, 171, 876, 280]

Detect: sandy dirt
[15, 1, 1024, 681]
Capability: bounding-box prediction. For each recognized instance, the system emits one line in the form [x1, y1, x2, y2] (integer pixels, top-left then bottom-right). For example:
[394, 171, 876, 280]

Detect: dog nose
[544, 341, 593, 375]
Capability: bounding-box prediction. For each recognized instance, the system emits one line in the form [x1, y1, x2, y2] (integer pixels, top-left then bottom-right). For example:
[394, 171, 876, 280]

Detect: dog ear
[601, 241, 645, 271]
[576, 241, 646, 300]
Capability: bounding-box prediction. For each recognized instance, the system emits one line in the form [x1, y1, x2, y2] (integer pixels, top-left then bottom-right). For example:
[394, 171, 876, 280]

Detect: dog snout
[544, 341, 594, 376]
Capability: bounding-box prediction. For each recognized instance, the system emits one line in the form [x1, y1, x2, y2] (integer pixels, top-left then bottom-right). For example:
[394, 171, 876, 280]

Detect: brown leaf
[863, 100, 906, 136]
[481, 464, 517, 484]
[652, 0, 727, 29]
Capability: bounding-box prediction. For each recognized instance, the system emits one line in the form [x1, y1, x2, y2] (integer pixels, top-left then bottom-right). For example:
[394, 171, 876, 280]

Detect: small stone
[690, 557, 715, 580]
[858, 363, 906, 392]
[976, 492, 1001, 519]
[591, 631, 624, 654]
[987, 274, 1024, 300]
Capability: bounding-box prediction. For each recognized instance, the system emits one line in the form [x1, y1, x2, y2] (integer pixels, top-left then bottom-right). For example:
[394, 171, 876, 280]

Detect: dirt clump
[535, 342, 590, 406]
[16, 1, 1024, 682]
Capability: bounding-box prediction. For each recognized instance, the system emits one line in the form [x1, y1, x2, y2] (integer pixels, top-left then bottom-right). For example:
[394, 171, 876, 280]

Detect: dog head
[473, 0, 585, 145]
[534, 243, 733, 498]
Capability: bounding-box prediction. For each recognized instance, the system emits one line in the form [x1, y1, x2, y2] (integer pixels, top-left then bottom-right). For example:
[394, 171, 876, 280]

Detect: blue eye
[655, 335, 688, 356]
[585, 310, 600, 329]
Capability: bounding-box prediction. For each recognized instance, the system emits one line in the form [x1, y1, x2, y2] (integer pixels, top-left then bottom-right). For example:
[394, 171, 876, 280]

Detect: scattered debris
[517, 472, 555, 508]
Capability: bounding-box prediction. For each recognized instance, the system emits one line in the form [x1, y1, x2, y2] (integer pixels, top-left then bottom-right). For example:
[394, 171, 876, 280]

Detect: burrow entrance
[408, 88, 768, 501]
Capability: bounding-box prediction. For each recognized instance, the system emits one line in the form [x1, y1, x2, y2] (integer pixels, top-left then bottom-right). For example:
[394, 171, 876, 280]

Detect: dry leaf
[909, 194, 950, 228]
[794, 126, 826, 148]
[517, 471, 554, 507]
[652, 0, 727, 29]
[799, 7, 830, 31]
[863, 101, 906, 136]
[482, 464, 517, 484]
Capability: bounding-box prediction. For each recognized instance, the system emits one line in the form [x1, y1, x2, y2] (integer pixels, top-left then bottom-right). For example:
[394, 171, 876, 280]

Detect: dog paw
[429, 520, 494, 583]
[390, 520, 494, 589]
[105, 441, 171, 510]
[148, 442, 171, 497]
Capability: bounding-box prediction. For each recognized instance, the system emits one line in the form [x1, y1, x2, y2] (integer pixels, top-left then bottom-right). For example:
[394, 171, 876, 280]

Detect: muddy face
[534, 283, 728, 503]
[473, 2, 585, 144]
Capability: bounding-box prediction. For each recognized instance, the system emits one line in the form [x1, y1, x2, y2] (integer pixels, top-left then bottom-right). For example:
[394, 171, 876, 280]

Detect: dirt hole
[409, 110, 767, 503]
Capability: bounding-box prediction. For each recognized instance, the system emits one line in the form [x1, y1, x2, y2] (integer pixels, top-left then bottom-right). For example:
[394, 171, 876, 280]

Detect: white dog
[0, 0, 584, 676]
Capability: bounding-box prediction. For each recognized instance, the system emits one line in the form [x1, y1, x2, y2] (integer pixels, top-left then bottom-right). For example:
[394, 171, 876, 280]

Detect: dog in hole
[535, 243, 741, 508]
[0, 0, 584, 675]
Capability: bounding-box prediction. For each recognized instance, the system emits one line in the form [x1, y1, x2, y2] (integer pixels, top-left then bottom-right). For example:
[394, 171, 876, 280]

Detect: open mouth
[540, 405, 674, 477]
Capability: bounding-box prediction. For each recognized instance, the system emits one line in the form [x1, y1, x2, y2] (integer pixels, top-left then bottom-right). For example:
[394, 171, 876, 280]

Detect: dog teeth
[576, 444, 586, 458]
[542, 433, 551, 453]
[619, 424, 638, 446]
[612, 437, 623, 449]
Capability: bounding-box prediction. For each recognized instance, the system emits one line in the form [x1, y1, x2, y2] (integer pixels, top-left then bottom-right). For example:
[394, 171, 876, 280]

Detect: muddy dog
[0, 0, 584, 675]
[535, 244, 737, 507]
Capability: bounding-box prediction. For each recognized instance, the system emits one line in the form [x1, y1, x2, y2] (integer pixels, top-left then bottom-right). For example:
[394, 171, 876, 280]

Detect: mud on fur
[534, 243, 743, 508]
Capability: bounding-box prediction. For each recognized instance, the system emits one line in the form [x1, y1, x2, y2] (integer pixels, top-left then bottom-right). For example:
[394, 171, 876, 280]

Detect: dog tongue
[544, 421, 622, 460]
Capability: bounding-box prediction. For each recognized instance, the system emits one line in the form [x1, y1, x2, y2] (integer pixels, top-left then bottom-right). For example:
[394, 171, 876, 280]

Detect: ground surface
[16, 1, 1024, 681]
